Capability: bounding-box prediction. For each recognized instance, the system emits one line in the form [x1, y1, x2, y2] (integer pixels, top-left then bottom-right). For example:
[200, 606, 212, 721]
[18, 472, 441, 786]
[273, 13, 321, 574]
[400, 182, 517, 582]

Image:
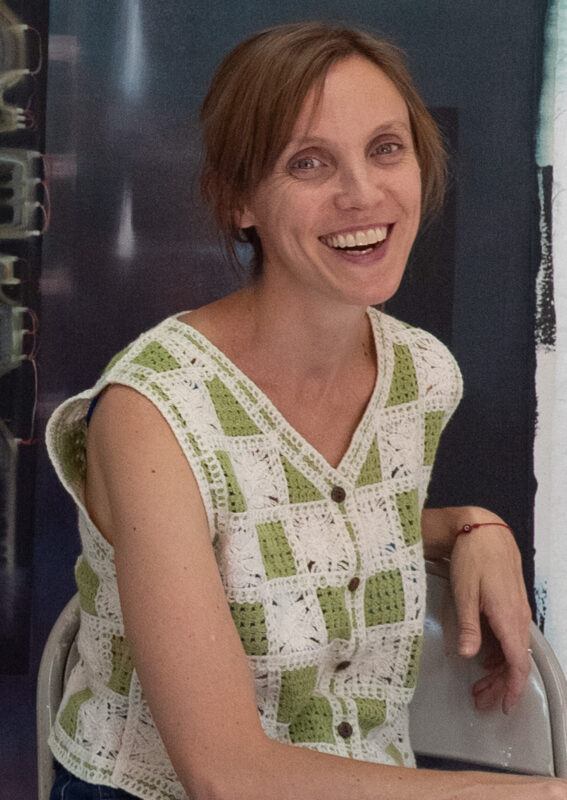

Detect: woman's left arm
[421, 506, 533, 714]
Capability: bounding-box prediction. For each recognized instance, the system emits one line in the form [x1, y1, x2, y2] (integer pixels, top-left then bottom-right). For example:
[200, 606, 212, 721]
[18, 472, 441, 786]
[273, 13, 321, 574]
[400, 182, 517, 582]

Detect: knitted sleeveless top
[45, 308, 462, 800]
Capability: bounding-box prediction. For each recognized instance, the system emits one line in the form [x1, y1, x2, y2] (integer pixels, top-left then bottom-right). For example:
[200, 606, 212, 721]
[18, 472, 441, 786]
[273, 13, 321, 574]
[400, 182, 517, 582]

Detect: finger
[502, 660, 531, 714]
[453, 585, 482, 658]
[481, 609, 531, 712]
[492, 633, 530, 713]
[472, 663, 507, 695]
[475, 674, 507, 710]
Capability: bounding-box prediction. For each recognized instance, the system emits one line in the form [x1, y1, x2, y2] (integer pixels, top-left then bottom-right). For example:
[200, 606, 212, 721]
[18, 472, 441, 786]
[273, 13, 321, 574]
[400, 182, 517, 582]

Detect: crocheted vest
[46, 308, 462, 800]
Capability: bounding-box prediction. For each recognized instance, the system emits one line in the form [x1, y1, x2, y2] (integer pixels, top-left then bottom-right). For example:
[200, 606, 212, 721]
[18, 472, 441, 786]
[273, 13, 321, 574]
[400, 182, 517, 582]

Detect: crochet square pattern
[277, 665, 318, 723]
[364, 569, 406, 627]
[229, 601, 269, 656]
[45, 308, 463, 798]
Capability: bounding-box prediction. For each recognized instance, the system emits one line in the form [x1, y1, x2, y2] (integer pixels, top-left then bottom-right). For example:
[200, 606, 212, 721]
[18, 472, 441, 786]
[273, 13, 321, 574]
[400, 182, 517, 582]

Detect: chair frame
[36, 594, 80, 800]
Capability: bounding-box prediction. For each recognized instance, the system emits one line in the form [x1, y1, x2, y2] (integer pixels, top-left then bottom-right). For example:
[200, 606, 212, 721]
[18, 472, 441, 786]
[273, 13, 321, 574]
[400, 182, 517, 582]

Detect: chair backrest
[36, 594, 80, 800]
[37, 564, 567, 799]
[411, 560, 567, 777]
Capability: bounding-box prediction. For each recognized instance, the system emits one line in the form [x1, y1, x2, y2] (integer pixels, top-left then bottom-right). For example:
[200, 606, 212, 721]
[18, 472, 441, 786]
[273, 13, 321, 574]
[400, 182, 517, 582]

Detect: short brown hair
[200, 21, 447, 275]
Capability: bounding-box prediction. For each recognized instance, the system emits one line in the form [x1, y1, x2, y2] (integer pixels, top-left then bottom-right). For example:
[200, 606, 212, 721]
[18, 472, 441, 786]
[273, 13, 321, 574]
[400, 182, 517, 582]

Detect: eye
[287, 153, 330, 178]
[292, 156, 322, 170]
[372, 141, 403, 157]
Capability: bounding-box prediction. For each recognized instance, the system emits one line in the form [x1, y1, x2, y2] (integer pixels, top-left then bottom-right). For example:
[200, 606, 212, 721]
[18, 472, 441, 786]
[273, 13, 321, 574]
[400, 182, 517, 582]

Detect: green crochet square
[281, 456, 323, 504]
[59, 688, 94, 739]
[288, 695, 335, 743]
[396, 489, 421, 546]
[356, 438, 382, 487]
[74, 557, 99, 616]
[229, 601, 268, 656]
[354, 697, 387, 738]
[424, 410, 446, 466]
[206, 376, 261, 436]
[364, 569, 405, 627]
[404, 634, 424, 688]
[386, 344, 418, 407]
[132, 341, 181, 372]
[107, 635, 135, 696]
[316, 586, 351, 642]
[215, 450, 246, 513]
[277, 665, 318, 724]
[257, 521, 296, 579]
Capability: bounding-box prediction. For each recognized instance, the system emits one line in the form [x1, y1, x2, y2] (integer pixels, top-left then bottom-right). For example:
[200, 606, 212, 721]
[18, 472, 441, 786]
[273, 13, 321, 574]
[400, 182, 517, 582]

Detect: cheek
[407, 168, 422, 209]
[259, 192, 314, 241]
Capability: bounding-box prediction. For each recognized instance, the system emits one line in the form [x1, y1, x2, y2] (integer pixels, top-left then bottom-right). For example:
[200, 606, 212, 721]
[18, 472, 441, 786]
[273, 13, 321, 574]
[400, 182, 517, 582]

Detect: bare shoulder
[178, 289, 254, 353]
[85, 383, 207, 546]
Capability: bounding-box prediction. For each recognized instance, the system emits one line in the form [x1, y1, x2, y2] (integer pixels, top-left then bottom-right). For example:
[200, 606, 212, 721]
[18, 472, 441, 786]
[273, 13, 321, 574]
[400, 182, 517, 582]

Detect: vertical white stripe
[534, 0, 567, 669]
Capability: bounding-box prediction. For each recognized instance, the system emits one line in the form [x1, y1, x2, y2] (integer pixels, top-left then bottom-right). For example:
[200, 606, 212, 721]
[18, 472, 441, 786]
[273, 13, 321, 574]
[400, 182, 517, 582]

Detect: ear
[234, 202, 256, 230]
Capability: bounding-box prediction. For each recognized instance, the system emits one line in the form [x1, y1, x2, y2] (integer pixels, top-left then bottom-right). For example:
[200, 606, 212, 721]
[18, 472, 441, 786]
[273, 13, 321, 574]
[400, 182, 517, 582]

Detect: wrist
[422, 506, 508, 559]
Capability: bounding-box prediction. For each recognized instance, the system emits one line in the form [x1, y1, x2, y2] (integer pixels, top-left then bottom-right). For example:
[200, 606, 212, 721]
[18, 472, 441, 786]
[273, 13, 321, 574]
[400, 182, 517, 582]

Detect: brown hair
[200, 21, 447, 275]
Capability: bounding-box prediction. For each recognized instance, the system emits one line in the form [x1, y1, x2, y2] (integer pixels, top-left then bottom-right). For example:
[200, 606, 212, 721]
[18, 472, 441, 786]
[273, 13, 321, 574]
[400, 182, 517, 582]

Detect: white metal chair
[37, 563, 567, 799]
[411, 560, 567, 777]
[36, 594, 80, 800]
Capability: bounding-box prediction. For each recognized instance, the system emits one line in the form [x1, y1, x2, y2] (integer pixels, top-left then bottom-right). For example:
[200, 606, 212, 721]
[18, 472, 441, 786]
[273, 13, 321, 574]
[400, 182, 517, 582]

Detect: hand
[448, 510, 533, 714]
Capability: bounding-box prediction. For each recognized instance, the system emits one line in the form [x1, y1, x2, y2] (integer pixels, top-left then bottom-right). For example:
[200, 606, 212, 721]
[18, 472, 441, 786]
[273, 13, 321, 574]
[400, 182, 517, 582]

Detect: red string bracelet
[457, 522, 513, 536]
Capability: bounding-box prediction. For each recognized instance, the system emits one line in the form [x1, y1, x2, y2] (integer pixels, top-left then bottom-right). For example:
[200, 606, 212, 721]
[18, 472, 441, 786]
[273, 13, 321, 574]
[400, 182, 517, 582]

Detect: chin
[337, 270, 405, 309]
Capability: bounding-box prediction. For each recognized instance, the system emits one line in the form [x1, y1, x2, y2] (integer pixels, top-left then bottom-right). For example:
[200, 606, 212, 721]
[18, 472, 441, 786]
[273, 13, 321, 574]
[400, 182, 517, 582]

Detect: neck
[234, 276, 375, 385]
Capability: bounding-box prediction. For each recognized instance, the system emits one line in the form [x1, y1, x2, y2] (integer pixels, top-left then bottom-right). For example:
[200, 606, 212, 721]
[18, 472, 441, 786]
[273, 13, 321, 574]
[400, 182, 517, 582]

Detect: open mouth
[319, 224, 391, 256]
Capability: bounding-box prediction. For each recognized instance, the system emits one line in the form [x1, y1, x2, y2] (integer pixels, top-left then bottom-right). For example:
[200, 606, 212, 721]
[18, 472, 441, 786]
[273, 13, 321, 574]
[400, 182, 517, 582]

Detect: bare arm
[85, 386, 566, 800]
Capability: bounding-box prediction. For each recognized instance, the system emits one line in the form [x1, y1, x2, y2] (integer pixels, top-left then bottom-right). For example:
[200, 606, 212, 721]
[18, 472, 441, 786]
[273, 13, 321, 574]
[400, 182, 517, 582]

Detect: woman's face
[238, 55, 422, 308]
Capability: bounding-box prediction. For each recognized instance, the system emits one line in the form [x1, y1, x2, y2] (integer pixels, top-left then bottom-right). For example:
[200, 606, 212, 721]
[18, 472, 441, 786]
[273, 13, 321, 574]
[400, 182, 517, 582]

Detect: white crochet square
[288, 506, 356, 578]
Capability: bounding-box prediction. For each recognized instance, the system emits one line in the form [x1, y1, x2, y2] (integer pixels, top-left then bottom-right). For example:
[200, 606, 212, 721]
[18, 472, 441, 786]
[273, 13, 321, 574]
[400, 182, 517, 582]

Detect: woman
[47, 21, 566, 800]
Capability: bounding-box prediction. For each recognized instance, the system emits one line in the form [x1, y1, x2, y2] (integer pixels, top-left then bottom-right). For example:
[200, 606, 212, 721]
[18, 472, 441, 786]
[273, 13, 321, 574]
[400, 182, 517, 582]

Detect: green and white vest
[46, 307, 462, 800]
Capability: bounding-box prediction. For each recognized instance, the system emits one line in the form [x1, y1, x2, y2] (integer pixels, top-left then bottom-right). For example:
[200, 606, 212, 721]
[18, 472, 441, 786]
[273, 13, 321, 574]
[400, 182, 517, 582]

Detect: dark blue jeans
[50, 763, 138, 799]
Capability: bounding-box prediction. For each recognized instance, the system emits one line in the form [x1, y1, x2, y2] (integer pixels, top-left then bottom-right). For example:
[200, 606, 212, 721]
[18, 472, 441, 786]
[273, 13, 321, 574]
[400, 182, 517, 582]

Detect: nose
[333, 162, 385, 211]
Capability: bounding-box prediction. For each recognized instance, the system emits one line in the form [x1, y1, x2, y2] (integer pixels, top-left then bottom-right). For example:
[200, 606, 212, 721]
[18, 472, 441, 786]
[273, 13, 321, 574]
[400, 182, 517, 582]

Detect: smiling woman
[44, 20, 566, 800]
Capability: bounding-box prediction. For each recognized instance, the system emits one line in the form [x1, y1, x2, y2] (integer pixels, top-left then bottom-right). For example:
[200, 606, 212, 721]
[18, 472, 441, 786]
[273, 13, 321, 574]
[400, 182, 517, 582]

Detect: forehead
[289, 55, 411, 147]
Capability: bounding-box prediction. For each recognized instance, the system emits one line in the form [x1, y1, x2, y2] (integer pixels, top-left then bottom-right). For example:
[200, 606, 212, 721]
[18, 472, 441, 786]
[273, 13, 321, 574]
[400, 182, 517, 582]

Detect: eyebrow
[286, 120, 412, 151]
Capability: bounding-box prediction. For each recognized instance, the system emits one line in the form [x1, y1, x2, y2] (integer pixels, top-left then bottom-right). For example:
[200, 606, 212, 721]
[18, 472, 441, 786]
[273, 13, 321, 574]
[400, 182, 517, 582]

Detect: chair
[410, 560, 567, 777]
[36, 564, 567, 800]
[36, 594, 80, 800]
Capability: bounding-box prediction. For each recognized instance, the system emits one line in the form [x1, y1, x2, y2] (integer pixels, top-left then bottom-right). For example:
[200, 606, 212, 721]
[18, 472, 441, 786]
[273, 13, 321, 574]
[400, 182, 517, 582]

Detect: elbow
[184, 736, 275, 800]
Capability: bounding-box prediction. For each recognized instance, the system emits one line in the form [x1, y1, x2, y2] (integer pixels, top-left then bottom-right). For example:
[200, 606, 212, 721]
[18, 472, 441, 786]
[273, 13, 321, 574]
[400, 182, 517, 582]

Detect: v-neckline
[169, 307, 388, 483]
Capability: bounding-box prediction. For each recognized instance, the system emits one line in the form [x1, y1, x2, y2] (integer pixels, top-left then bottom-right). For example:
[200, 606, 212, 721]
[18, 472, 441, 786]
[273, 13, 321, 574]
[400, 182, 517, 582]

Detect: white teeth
[323, 225, 389, 249]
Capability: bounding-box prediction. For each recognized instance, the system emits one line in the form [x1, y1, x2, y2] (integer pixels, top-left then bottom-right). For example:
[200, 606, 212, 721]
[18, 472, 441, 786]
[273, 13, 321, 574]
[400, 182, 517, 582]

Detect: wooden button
[331, 486, 346, 503]
[335, 660, 351, 671]
[337, 721, 353, 738]
[347, 577, 360, 592]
